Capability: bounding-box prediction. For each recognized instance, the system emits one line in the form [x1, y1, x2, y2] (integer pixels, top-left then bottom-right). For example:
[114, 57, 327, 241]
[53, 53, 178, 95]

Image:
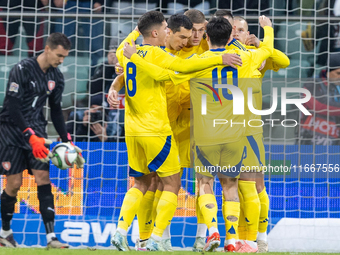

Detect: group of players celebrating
[108, 8, 290, 253]
[0, 6, 289, 252]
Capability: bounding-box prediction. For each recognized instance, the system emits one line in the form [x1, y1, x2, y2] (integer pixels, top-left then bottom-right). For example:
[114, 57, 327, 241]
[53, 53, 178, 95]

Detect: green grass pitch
[0, 249, 339, 255]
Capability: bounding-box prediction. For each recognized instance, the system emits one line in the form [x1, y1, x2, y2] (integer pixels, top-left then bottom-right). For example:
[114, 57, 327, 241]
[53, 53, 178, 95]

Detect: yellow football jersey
[117, 30, 140, 66]
[177, 37, 209, 59]
[244, 46, 290, 136]
[225, 38, 248, 51]
[119, 42, 228, 136]
[116, 31, 209, 112]
[121, 45, 171, 137]
[164, 47, 181, 122]
[225, 37, 290, 136]
[167, 26, 274, 145]
[123, 27, 274, 141]
[164, 40, 210, 121]
[172, 53, 269, 145]
[177, 39, 209, 109]
[115, 31, 181, 123]
[260, 47, 290, 76]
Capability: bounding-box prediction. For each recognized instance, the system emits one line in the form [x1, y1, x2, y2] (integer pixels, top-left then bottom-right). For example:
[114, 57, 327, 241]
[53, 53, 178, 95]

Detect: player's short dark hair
[184, 9, 206, 24]
[214, 10, 233, 19]
[206, 17, 232, 47]
[46, 33, 71, 50]
[167, 14, 193, 33]
[138, 11, 165, 37]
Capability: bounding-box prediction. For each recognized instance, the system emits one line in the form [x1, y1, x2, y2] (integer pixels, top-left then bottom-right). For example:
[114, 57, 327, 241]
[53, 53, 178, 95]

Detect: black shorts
[0, 145, 49, 176]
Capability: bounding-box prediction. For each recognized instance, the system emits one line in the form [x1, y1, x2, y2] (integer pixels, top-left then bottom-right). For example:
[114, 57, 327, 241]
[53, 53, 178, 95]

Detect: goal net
[0, 0, 339, 252]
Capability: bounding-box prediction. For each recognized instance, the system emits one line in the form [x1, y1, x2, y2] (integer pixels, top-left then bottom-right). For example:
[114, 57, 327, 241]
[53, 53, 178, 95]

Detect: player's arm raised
[249, 16, 274, 66]
[123, 39, 242, 73]
[246, 34, 290, 71]
[123, 40, 174, 82]
[265, 49, 290, 70]
[123, 41, 195, 84]
[161, 47, 242, 73]
[116, 27, 141, 65]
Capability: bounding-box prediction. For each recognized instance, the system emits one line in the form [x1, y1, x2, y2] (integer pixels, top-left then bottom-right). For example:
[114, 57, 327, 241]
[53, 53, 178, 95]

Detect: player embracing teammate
[109, 9, 289, 253]
[109, 10, 238, 252]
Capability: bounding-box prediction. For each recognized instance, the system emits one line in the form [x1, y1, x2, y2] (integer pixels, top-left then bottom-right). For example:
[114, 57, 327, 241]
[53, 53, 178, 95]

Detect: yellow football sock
[147, 190, 162, 239]
[222, 193, 225, 216]
[153, 191, 178, 238]
[196, 196, 205, 224]
[238, 181, 260, 241]
[137, 191, 155, 240]
[238, 188, 247, 240]
[149, 189, 162, 236]
[258, 187, 269, 234]
[117, 187, 144, 231]
[198, 194, 218, 229]
[223, 201, 240, 241]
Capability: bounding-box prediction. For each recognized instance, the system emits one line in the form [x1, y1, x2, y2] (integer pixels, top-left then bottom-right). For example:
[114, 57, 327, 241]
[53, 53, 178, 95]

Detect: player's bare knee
[157, 181, 164, 192]
[163, 184, 180, 194]
[256, 177, 265, 193]
[256, 183, 265, 193]
[148, 173, 159, 192]
[167, 181, 181, 194]
[220, 177, 238, 189]
[198, 177, 214, 195]
[199, 176, 213, 186]
[6, 180, 22, 196]
[32, 169, 50, 186]
[161, 174, 181, 194]
[240, 171, 257, 181]
[134, 178, 149, 194]
[7, 179, 21, 195]
[221, 178, 239, 202]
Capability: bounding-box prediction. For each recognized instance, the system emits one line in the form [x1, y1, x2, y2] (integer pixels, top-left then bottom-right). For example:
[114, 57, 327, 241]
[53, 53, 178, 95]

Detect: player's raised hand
[246, 34, 261, 48]
[123, 39, 137, 59]
[259, 15, 272, 28]
[23, 128, 53, 163]
[222, 54, 243, 68]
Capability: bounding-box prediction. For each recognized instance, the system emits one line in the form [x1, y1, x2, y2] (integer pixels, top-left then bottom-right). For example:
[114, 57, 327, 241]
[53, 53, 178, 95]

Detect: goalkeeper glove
[67, 133, 85, 168]
[23, 128, 52, 163]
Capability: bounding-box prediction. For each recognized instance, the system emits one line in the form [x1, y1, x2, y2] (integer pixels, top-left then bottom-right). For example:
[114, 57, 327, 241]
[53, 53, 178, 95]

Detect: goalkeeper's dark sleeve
[7, 95, 29, 132]
[49, 100, 69, 142]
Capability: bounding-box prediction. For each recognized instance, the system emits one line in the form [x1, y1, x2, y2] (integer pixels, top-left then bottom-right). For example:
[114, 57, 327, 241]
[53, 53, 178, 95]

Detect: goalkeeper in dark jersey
[0, 33, 84, 248]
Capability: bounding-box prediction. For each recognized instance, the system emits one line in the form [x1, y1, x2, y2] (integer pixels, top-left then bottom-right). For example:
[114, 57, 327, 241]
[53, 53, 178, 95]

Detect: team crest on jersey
[2, 162, 11, 171]
[48, 80, 55, 91]
[9, 82, 19, 93]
